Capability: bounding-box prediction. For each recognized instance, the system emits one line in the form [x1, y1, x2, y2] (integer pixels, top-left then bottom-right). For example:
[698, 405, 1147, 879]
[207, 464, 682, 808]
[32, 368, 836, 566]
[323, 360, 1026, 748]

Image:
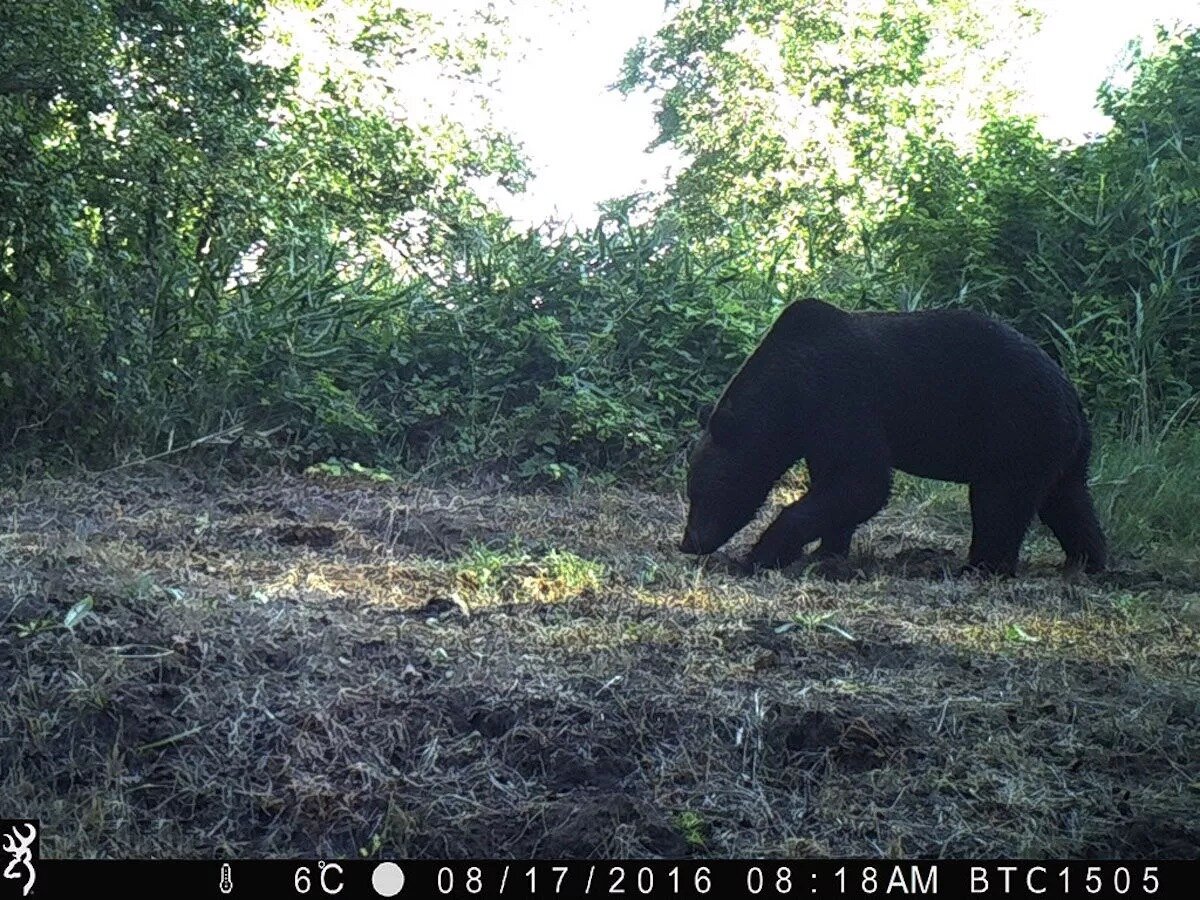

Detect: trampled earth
[1, 471, 1197, 858]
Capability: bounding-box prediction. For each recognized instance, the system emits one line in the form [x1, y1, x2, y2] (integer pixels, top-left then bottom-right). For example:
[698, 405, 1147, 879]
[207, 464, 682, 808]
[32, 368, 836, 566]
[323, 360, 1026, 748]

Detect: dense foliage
[1, 0, 1197, 516]
[0, 0, 526, 461]
[879, 34, 1200, 440]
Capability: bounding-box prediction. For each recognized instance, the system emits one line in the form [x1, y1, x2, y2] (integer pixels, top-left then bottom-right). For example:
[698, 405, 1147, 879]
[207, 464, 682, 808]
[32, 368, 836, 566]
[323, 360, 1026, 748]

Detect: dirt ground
[1, 469, 1197, 859]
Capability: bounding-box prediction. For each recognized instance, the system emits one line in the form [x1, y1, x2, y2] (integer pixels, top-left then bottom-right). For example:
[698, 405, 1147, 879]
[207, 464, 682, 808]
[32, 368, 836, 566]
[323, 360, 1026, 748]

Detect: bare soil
[1, 470, 1197, 859]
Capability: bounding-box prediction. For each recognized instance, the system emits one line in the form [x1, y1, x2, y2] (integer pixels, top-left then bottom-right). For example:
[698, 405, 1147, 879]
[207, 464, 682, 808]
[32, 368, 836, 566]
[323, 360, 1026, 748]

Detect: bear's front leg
[746, 502, 820, 569]
[746, 466, 891, 571]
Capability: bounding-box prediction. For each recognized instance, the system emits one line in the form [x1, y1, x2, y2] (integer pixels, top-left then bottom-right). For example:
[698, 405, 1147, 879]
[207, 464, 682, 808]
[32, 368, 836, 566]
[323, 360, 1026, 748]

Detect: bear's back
[723, 300, 1086, 484]
[854, 307, 1084, 481]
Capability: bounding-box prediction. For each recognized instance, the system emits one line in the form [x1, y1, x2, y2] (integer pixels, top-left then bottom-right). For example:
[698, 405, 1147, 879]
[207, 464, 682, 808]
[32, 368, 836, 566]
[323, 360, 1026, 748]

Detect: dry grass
[1, 469, 1197, 859]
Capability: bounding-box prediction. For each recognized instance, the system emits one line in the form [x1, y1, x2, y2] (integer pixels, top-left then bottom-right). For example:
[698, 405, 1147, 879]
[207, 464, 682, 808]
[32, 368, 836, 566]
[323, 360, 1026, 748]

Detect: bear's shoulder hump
[770, 298, 847, 340]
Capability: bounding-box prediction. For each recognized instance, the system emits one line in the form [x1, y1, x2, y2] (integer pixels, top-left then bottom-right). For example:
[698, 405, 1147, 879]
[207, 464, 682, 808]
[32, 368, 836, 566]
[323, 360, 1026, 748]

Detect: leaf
[62, 596, 94, 631]
[1003, 623, 1040, 643]
[819, 622, 856, 641]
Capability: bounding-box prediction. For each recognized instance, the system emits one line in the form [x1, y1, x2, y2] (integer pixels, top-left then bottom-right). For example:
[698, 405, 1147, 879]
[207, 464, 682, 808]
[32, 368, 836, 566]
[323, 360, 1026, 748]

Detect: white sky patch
[476, 0, 682, 228]
[1011, 0, 1199, 142]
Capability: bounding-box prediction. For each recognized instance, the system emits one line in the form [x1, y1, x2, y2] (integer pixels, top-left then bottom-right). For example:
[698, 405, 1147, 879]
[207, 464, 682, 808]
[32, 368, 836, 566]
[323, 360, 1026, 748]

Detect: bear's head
[679, 403, 779, 556]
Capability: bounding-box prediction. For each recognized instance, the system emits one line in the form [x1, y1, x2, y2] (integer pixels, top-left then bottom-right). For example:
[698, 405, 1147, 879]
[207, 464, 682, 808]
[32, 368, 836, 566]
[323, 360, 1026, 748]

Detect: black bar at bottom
[29, 859, 1196, 900]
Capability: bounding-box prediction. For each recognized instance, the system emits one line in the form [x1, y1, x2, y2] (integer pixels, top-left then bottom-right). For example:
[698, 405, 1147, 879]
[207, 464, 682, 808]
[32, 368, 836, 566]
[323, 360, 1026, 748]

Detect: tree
[618, 0, 1039, 290]
[0, 0, 528, 456]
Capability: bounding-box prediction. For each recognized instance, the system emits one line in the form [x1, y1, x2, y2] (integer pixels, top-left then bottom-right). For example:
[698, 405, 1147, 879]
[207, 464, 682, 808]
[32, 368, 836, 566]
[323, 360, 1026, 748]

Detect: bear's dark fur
[680, 298, 1107, 576]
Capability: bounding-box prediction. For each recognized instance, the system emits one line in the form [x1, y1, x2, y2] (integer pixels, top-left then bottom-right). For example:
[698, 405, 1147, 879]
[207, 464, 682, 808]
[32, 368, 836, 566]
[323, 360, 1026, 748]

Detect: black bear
[679, 298, 1107, 576]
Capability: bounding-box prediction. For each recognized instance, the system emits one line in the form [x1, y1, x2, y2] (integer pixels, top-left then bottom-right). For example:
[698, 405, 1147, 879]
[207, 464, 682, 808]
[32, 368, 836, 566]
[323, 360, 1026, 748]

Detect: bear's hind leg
[966, 482, 1040, 576]
[815, 526, 855, 559]
[1038, 474, 1107, 573]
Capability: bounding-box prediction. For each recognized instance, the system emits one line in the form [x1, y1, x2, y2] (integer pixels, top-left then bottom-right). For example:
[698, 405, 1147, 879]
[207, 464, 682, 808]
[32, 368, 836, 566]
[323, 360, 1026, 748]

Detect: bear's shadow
[701, 546, 986, 582]
[700, 547, 1176, 586]
[802, 546, 962, 582]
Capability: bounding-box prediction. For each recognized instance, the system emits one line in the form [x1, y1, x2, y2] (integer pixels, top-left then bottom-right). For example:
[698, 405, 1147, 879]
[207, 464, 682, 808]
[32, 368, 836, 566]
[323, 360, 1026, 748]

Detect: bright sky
[483, 0, 1198, 227]
[477, 0, 678, 228]
[1015, 0, 1199, 139]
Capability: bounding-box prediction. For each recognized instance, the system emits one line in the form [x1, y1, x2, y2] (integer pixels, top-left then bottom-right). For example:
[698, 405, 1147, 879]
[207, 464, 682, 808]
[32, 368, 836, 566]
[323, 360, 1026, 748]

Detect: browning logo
[1, 821, 38, 898]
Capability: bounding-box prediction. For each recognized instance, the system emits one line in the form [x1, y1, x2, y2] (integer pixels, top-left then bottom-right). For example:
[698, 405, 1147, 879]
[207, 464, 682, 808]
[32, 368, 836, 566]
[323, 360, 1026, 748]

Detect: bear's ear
[696, 401, 715, 430]
[707, 405, 741, 445]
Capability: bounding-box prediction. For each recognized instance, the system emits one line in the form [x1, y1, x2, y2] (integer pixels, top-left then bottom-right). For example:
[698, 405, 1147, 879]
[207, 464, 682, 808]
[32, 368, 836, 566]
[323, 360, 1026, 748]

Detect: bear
[679, 298, 1107, 576]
